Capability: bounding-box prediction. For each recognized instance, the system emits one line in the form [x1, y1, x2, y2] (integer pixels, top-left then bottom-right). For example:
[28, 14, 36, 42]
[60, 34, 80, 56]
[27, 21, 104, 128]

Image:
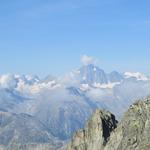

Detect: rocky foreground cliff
[67, 96, 150, 150]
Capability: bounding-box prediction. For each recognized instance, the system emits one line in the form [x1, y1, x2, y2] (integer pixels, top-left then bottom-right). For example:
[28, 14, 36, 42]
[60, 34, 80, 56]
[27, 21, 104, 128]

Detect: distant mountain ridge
[0, 111, 63, 150]
[0, 65, 149, 93]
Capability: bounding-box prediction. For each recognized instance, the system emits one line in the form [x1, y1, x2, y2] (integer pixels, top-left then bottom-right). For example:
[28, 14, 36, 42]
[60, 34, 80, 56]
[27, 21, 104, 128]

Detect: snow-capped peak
[79, 64, 108, 85]
[124, 72, 149, 81]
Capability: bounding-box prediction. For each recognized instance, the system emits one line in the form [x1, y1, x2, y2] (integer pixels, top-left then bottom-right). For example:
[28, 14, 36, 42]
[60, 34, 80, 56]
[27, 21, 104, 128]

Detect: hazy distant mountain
[71, 64, 124, 86]
[0, 111, 63, 150]
[0, 88, 27, 112]
[108, 71, 124, 82]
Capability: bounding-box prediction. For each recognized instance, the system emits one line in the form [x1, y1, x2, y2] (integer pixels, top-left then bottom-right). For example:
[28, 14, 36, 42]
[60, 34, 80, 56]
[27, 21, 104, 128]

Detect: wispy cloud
[81, 55, 99, 65]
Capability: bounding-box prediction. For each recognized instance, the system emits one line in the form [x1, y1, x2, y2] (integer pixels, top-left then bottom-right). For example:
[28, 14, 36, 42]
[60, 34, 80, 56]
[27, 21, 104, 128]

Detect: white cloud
[0, 74, 17, 89]
[81, 55, 95, 65]
[92, 82, 120, 89]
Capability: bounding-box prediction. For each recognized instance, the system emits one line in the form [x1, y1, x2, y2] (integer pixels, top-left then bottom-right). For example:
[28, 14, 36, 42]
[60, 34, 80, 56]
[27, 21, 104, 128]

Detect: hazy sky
[0, 0, 150, 77]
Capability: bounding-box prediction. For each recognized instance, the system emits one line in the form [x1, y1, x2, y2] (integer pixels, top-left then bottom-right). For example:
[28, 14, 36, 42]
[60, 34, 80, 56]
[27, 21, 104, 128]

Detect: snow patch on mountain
[80, 84, 90, 91]
[124, 72, 149, 81]
[17, 80, 61, 94]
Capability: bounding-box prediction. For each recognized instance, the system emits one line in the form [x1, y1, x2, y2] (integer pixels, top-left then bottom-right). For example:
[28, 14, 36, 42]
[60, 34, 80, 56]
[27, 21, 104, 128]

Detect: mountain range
[0, 64, 150, 149]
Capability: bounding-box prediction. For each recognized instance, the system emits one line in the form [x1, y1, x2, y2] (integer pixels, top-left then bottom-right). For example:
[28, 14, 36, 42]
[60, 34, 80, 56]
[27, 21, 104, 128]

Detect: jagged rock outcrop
[67, 109, 118, 150]
[104, 96, 150, 150]
[67, 96, 150, 150]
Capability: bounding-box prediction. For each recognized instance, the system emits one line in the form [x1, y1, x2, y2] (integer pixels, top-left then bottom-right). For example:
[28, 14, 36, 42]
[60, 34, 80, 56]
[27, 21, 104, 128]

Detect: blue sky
[0, 0, 150, 77]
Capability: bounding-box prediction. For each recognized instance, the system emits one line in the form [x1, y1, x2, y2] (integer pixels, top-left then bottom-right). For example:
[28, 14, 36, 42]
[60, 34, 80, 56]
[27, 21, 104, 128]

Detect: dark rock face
[101, 113, 117, 144]
[67, 96, 150, 150]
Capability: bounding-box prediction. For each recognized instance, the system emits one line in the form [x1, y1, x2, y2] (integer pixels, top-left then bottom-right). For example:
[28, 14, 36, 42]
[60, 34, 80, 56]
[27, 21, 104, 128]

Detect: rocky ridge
[67, 96, 150, 150]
